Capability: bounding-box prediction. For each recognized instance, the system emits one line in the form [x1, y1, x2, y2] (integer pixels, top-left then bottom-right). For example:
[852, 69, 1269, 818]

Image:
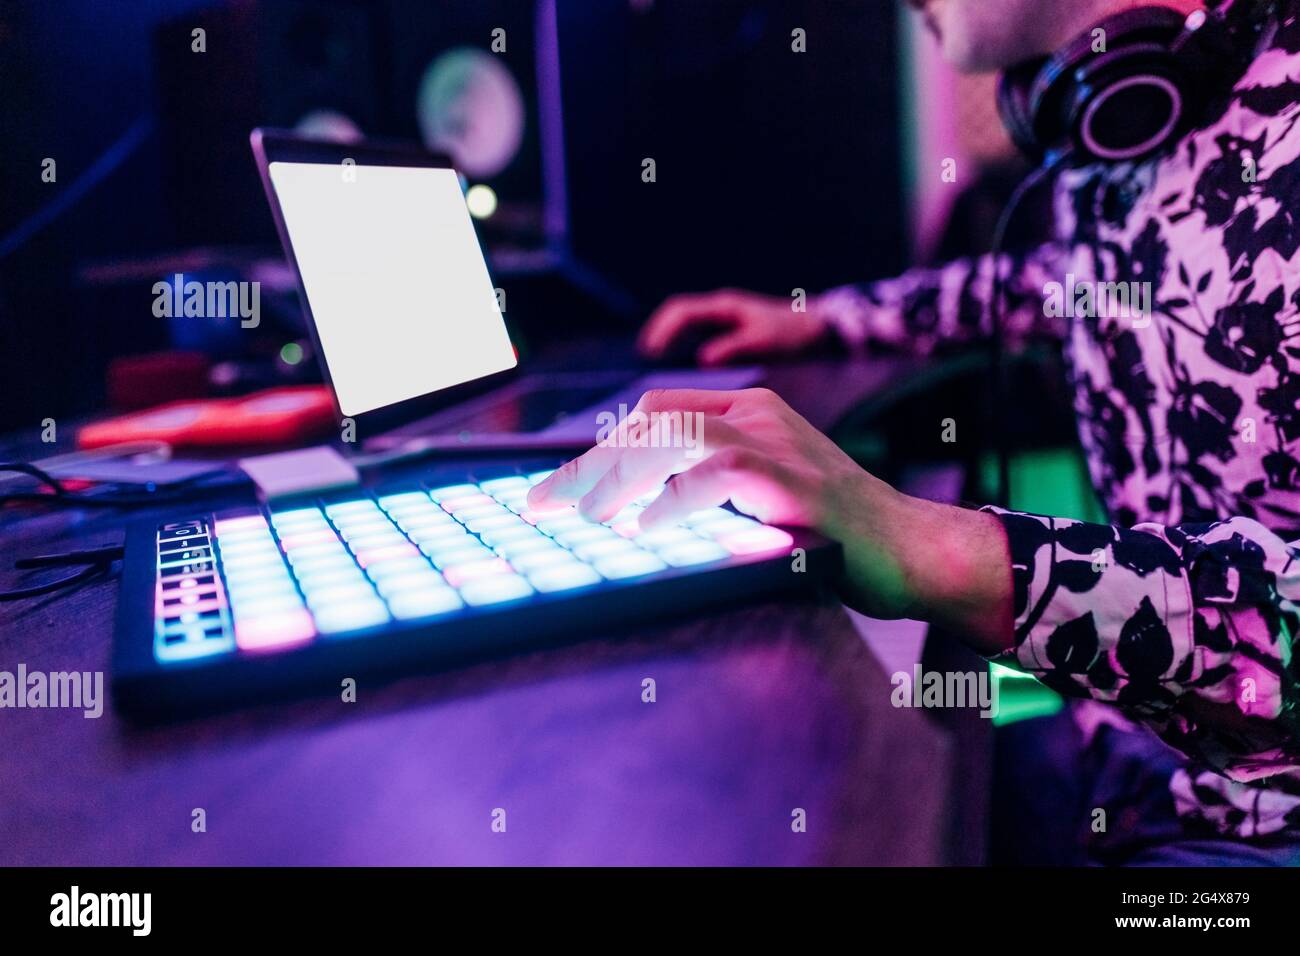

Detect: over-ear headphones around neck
[997, 1, 1276, 165]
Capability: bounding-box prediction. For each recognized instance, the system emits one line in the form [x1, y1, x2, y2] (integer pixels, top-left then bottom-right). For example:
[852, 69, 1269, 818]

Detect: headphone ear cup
[1067, 46, 1189, 161]
[1001, 6, 1192, 164]
[997, 60, 1047, 161]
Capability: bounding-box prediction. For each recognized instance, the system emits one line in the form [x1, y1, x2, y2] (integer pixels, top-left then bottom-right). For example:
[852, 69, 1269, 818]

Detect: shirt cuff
[810, 287, 874, 350]
[980, 506, 1199, 715]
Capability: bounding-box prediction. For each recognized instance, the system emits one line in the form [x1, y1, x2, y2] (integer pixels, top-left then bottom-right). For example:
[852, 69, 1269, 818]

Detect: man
[529, 0, 1300, 863]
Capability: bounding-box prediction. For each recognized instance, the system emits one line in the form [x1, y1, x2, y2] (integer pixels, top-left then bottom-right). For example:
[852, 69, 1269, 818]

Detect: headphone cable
[987, 152, 1070, 509]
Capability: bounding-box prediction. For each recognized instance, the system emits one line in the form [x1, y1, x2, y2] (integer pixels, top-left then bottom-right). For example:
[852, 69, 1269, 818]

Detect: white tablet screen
[268, 161, 516, 417]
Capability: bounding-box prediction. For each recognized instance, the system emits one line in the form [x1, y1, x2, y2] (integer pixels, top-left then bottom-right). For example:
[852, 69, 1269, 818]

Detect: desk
[0, 355, 973, 865]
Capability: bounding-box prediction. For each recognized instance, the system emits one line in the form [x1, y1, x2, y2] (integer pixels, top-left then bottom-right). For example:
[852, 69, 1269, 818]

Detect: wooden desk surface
[0, 355, 961, 866]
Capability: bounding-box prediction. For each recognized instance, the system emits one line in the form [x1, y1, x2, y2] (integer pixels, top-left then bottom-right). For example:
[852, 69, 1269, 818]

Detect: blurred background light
[465, 184, 498, 219]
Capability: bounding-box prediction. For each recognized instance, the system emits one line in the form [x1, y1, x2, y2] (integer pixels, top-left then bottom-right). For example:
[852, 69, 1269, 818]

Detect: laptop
[108, 131, 839, 719]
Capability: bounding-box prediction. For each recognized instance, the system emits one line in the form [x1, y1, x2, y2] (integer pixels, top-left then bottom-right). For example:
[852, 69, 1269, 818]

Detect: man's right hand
[637, 288, 829, 366]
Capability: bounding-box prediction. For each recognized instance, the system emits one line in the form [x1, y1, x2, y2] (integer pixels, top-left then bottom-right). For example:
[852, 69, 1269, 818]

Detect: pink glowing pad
[716, 526, 795, 556]
[235, 609, 316, 652]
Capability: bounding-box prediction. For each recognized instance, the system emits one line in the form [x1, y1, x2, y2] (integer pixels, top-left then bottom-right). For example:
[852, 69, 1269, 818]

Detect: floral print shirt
[815, 4, 1300, 837]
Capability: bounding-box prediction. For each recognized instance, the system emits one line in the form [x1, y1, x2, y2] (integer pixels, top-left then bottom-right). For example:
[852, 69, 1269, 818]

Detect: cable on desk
[0, 461, 237, 601]
[0, 545, 124, 602]
[0, 461, 242, 509]
[2, 440, 176, 482]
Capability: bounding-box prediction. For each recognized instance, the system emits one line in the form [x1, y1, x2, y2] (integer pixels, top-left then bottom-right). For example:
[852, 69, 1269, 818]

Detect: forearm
[827, 475, 1014, 654]
[815, 243, 1069, 355]
[897, 496, 1016, 654]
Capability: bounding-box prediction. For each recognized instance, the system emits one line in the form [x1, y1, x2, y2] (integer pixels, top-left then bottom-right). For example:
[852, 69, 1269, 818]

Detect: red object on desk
[77, 386, 338, 450]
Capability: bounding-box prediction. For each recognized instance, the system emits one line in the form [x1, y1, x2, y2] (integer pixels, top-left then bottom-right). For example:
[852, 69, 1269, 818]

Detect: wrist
[899, 497, 1014, 654]
[788, 300, 834, 349]
[815, 468, 1014, 652]
[832, 482, 1013, 653]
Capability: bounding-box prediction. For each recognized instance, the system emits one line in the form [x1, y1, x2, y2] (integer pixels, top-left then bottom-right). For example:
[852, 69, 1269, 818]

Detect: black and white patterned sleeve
[985, 507, 1300, 790]
[812, 243, 1070, 354]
